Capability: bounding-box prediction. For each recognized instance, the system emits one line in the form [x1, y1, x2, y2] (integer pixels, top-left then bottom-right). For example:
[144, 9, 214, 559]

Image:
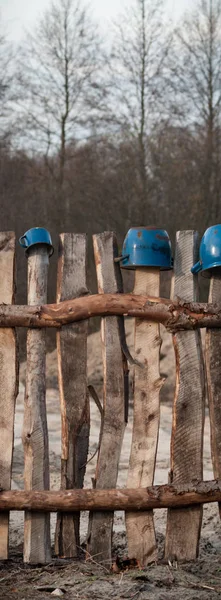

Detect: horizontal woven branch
[0, 480, 220, 511]
[0, 294, 221, 330]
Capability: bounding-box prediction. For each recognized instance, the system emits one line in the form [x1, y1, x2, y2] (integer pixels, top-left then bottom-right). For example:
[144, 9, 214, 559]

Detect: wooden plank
[205, 274, 221, 518]
[165, 231, 205, 561]
[87, 232, 127, 566]
[55, 234, 89, 558]
[0, 232, 18, 559]
[125, 268, 162, 566]
[23, 245, 51, 563]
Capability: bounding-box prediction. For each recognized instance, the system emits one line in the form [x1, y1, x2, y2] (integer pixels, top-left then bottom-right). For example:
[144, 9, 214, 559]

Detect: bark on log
[0, 481, 221, 511]
[55, 234, 89, 558]
[165, 231, 205, 561]
[0, 295, 220, 329]
[0, 232, 18, 560]
[126, 268, 162, 565]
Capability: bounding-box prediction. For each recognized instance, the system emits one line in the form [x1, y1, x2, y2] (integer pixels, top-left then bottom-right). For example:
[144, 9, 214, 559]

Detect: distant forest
[0, 0, 220, 314]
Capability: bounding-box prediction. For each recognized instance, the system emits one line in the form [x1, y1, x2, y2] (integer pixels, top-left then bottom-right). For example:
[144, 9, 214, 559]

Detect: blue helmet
[121, 227, 173, 270]
[191, 225, 221, 275]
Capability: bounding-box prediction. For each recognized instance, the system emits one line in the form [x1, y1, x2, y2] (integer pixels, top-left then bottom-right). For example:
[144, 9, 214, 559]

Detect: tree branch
[0, 293, 221, 330]
[0, 480, 221, 511]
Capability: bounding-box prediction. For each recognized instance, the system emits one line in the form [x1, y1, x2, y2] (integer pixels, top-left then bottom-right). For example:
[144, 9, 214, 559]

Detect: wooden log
[55, 234, 89, 558]
[0, 294, 221, 329]
[205, 274, 221, 518]
[126, 268, 162, 566]
[87, 232, 127, 566]
[22, 246, 51, 563]
[165, 231, 205, 561]
[0, 480, 221, 511]
[0, 232, 18, 559]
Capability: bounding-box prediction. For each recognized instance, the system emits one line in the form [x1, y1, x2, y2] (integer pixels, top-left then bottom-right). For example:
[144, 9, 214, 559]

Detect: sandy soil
[2, 326, 221, 599]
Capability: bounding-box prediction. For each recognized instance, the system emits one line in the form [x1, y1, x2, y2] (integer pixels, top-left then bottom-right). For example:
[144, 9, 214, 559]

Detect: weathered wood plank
[87, 232, 127, 566]
[205, 274, 221, 518]
[23, 246, 51, 563]
[1, 480, 221, 511]
[0, 232, 18, 559]
[126, 268, 162, 566]
[55, 234, 89, 558]
[165, 231, 205, 561]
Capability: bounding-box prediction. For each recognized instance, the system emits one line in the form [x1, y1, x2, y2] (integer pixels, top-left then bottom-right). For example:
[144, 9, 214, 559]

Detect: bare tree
[0, 25, 17, 145]
[17, 0, 103, 185]
[150, 123, 202, 229]
[170, 0, 221, 222]
[108, 0, 172, 222]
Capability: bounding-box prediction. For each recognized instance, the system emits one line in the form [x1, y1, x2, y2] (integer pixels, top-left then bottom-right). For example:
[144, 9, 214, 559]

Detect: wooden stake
[23, 245, 51, 563]
[126, 268, 162, 566]
[0, 233, 18, 559]
[165, 231, 205, 561]
[87, 232, 127, 566]
[205, 274, 221, 518]
[55, 234, 89, 558]
[0, 480, 221, 511]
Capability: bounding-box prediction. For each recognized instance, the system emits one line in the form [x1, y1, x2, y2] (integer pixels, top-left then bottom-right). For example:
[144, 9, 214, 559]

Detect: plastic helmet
[120, 227, 173, 270]
[191, 225, 221, 275]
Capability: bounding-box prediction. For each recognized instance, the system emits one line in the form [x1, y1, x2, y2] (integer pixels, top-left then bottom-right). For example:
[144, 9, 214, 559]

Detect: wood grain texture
[165, 231, 205, 561]
[126, 268, 162, 566]
[23, 246, 51, 564]
[87, 232, 127, 566]
[1, 480, 221, 511]
[55, 234, 89, 558]
[205, 274, 221, 518]
[0, 232, 18, 559]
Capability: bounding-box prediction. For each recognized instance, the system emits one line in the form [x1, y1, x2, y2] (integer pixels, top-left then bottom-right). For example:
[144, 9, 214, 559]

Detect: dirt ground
[2, 508, 221, 600]
[1, 548, 221, 600]
[3, 327, 221, 599]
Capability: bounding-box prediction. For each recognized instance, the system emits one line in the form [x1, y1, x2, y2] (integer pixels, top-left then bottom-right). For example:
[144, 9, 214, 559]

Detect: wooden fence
[0, 229, 221, 566]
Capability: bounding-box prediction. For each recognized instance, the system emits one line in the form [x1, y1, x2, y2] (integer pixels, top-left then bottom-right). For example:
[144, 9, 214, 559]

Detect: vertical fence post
[55, 234, 89, 558]
[205, 274, 221, 517]
[165, 231, 205, 561]
[87, 232, 127, 566]
[0, 232, 18, 559]
[22, 241, 52, 563]
[125, 267, 162, 566]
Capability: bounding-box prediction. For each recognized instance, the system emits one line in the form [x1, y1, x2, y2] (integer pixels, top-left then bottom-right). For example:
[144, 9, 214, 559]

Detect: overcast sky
[1, 0, 195, 41]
